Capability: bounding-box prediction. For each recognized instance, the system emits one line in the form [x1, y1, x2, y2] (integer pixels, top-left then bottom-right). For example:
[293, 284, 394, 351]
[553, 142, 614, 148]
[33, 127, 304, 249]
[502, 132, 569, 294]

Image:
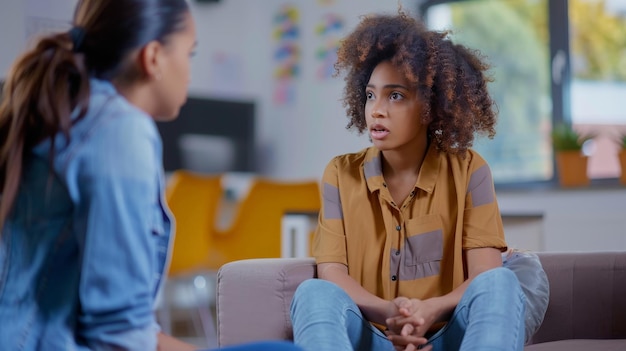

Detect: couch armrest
[530, 251, 626, 344]
[216, 258, 316, 347]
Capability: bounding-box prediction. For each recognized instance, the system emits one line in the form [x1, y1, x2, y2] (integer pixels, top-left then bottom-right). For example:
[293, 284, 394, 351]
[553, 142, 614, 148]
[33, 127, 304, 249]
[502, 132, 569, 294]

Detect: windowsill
[495, 177, 624, 194]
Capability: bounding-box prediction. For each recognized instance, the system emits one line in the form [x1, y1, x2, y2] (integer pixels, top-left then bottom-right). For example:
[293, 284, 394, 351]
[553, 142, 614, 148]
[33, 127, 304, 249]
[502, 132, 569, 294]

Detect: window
[569, 0, 626, 178]
[421, 0, 626, 184]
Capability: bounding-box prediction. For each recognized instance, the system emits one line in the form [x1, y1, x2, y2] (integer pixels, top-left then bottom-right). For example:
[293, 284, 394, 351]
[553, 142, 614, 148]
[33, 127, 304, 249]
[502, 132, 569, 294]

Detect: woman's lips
[370, 125, 389, 140]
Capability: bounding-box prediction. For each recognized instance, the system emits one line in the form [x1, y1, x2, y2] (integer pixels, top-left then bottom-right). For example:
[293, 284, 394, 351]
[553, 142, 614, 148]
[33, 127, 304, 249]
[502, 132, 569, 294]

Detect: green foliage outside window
[570, 0, 626, 81]
[443, 0, 551, 181]
[430, 0, 626, 183]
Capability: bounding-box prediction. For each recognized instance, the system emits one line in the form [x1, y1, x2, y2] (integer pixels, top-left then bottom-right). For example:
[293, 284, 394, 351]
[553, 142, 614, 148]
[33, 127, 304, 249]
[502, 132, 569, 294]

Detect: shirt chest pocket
[394, 214, 443, 281]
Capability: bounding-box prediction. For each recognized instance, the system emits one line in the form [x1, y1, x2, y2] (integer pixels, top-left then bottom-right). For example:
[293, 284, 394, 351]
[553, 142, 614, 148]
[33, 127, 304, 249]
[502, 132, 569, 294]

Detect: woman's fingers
[401, 323, 414, 336]
[387, 333, 429, 347]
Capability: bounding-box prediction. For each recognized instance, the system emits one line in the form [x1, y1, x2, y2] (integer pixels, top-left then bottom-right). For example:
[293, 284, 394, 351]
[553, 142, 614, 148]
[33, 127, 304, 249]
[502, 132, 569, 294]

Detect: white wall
[1, 0, 79, 80]
[0, 0, 25, 79]
[185, 0, 419, 180]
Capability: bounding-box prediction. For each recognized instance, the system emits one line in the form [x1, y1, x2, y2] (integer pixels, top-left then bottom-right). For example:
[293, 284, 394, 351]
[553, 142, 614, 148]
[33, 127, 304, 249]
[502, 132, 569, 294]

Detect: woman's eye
[366, 91, 374, 100]
[390, 92, 403, 100]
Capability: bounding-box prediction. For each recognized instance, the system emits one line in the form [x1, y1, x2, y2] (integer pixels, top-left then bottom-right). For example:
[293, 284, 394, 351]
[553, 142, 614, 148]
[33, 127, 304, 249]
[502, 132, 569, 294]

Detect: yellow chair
[212, 178, 321, 265]
[160, 170, 223, 348]
[165, 170, 223, 274]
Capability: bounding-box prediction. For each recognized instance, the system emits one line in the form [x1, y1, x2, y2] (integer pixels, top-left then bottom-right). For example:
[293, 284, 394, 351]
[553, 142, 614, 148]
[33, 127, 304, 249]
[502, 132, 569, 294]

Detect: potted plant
[551, 123, 592, 187]
[618, 133, 626, 185]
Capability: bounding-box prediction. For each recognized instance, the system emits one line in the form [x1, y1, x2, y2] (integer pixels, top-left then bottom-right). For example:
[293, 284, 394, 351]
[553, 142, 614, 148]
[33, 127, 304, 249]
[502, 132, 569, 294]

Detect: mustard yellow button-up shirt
[313, 144, 507, 301]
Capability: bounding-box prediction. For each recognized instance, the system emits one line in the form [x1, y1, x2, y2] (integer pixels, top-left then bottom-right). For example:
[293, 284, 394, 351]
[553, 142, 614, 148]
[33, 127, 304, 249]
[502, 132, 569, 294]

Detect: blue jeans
[290, 267, 525, 351]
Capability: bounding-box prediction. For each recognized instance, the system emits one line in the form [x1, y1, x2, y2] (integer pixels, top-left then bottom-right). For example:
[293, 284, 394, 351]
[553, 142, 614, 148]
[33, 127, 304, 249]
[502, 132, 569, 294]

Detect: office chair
[211, 178, 321, 265]
[160, 170, 223, 349]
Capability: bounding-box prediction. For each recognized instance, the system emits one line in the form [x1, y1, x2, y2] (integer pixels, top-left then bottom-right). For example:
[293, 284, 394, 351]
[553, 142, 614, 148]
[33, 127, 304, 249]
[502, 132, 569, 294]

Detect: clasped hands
[384, 297, 437, 351]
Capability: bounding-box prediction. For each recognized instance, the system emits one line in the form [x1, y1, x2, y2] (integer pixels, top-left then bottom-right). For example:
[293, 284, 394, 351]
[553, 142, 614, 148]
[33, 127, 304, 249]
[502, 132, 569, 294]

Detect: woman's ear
[137, 40, 163, 81]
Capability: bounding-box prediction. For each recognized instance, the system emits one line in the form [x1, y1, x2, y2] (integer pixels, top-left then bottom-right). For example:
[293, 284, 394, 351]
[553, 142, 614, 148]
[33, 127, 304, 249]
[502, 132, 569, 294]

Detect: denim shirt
[0, 79, 173, 350]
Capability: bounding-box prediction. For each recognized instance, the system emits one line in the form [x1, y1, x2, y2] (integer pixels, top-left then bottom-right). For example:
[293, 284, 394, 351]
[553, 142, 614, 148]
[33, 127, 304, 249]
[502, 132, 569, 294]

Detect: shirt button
[396, 225, 401, 231]
[391, 275, 397, 281]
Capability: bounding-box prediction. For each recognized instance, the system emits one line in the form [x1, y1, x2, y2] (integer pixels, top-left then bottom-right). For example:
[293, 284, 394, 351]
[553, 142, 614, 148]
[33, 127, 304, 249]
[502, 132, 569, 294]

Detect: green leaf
[551, 123, 593, 151]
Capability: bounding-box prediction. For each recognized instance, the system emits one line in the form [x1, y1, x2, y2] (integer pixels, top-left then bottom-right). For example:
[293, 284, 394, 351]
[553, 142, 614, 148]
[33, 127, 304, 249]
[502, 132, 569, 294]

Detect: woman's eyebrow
[366, 83, 409, 90]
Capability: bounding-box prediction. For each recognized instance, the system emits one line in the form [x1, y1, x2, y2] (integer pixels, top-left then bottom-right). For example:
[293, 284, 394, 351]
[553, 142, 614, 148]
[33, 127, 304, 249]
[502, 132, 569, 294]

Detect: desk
[281, 211, 317, 258]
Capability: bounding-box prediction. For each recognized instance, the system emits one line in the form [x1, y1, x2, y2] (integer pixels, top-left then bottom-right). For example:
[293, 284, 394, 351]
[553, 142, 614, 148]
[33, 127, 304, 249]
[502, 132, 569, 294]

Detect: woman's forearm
[318, 263, 393, 325]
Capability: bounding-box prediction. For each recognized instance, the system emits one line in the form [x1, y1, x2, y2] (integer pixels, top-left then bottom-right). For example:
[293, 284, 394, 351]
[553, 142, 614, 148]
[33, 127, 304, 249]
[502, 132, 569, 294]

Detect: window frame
[417, 0, 623, 189]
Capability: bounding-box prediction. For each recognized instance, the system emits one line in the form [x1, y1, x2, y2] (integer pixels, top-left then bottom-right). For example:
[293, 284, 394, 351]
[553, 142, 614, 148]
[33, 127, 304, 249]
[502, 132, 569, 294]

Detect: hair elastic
[69, 27, 86, 52]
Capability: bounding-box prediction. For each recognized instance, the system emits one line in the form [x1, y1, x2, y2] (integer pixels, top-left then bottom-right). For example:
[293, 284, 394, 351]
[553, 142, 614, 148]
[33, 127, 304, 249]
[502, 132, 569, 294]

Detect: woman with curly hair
[289, 12, 546, 351]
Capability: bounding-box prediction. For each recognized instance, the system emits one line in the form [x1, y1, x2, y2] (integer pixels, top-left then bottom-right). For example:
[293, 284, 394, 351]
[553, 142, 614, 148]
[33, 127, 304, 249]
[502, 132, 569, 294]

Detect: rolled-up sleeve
[462, 158, 507, 251]
[73, 114, 160, 350]
[313, 158, 349, 265]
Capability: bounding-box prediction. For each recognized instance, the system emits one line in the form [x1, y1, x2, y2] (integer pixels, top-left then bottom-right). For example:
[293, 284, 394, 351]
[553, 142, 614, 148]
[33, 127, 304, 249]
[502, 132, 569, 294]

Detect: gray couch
[216, 252, 626, 350]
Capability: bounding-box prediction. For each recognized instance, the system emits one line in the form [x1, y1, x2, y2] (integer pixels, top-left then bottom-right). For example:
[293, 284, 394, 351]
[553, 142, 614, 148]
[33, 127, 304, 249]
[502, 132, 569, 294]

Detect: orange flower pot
[555, 151, 589, 187]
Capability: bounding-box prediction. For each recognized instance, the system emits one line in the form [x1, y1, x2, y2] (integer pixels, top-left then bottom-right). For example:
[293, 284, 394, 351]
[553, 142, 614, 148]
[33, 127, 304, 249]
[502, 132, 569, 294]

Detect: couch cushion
[524, 339, 626, 351]
[530, 252, 626, 343]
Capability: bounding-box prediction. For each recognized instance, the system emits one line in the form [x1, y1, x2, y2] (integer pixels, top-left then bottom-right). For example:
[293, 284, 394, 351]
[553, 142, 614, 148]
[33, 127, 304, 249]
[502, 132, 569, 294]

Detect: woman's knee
[294, 279, 343, 299]
[291, 279, 349, 312]
[290, 278, 359, 330]
[478, 266, 517, 281]
[472, 267, 523, 296]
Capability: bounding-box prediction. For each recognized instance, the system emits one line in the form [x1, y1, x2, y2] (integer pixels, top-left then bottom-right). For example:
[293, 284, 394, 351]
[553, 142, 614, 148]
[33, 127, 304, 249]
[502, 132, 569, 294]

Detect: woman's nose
[370, 99, 386, 118]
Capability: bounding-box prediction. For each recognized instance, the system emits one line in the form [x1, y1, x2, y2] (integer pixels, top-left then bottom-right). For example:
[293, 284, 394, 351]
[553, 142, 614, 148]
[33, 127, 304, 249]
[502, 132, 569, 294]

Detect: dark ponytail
[0, 0, 190, 229]
[0, 32, 90, 227]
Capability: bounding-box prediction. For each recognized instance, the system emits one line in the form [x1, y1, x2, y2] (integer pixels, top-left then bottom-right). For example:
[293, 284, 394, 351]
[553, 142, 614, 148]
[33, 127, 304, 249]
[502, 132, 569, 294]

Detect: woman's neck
[381, 138, 429, 178]
[381, 140, 429, 205]
[113, 79, 156, 119]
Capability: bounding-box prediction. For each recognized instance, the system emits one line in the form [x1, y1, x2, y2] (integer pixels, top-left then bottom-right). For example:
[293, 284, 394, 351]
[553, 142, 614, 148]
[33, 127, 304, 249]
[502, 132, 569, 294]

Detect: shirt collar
[363, 144, 441, 194]
[363, 147, 385, 194]
[415, 143, 441, 194]
[90, 78, 117, 96]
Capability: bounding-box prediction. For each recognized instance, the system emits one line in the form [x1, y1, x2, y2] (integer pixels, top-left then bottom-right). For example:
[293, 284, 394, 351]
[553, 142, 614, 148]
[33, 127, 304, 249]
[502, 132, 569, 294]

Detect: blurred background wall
[1, 0, 625, 252]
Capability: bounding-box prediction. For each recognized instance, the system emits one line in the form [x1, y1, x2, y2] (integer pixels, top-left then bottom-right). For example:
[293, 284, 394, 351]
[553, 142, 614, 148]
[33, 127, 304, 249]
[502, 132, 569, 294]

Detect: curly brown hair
[335, 12, 497, 155]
